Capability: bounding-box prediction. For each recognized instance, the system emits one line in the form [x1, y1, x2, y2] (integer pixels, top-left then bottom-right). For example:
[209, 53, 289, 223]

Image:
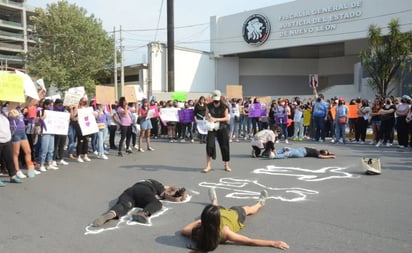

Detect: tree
[360, 19, 412, 96]
[26, 0, 115, 95]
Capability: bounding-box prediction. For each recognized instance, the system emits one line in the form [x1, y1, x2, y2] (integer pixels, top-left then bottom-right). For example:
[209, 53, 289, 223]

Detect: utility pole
[167, 0, 175, 92]
[120, 25, 125, 97]
[113, 26, 118, 100]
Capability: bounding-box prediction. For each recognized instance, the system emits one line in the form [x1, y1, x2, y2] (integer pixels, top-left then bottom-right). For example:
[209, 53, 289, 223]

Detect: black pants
[252, 141, 274, 157]
[0, 141, 17, 177]
[150, 118, 159, 137]
[396, 116, 408, 147]
[74, 122, 89, 156]
[118, 125, 132, 152]
[54, 135, 66, 160]
[206, 126, 230, 162]
[108, 125, 117, 149]
[110, 185, 162, 217]
[379, 118, 395, 143]
[357, 117, 368, 142]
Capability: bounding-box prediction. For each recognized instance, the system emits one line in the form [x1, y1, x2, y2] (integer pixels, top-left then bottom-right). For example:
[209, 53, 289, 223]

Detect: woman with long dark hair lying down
[181, 188, 289, 252]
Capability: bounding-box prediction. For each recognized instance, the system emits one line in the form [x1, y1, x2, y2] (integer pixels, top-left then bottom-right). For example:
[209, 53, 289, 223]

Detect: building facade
[210, 0, 412, 99]
[0, 0, 35, 70]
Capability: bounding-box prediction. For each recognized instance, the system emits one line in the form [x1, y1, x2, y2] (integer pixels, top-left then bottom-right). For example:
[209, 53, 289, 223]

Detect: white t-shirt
[0, 113, 11, 143]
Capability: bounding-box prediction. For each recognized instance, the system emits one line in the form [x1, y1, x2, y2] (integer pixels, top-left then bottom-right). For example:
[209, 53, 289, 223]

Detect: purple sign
[249, 103, 265, 118]
[178, 109, 194, 123]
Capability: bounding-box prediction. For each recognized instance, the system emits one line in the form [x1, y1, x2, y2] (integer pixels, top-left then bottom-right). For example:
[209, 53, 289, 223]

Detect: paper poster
[78, 107, 99, 136]
[63, 86, 85, 106]
[159, 107, 180, 122]
[124, 85, 145, 102]
[248, 103, 262, 118]
[196, 120, 208, 135]
[45, 94, 62, 101]
[42, 110, 70, 135]
[172, 91, 187, 102]
[0, 72, 25, 102]
[347, 104, 359, 119]
[146, 108, 155, 120]
[95, 85, 115, 105]
[15, 70, 39, 100]
[309, 74, 318, 88]
[149, 105, 159, 118]
[226, 85, 243, 99]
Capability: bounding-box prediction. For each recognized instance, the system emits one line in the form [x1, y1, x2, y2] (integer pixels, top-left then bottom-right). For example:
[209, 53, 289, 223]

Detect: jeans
[91, 133, 98, 152]
[293, 120, 304, 139]
[335, 121, 347, 143]
[97, 127, 108, 155]
[278, 123, 288, 140]
[40, 134, 54, 164]
[67, 124, 76, 155]
[276, 147, 307, 159]
[313, 116, 326, 141]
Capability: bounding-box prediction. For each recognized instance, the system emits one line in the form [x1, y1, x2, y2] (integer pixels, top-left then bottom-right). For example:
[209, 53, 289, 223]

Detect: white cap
[212, 90, 221, 101]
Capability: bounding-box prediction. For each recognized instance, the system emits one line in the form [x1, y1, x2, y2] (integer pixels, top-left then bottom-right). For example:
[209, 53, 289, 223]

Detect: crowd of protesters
[1, 86, 412, 186]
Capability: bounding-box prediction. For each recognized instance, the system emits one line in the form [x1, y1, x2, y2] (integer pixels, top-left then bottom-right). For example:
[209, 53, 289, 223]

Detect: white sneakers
[16, 170, 27, 179]
[46, 164, 59, 170]
[58, 160, 69, 165]
[98, 154, 109, 160]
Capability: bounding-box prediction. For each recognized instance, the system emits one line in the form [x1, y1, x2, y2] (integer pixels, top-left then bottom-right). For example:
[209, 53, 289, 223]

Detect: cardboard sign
[347, 104, 359, 119]
[95, 85, 115, 105]
[0, 72, 25, 102]
[159, 107, 180, 122]
[248, 103, 265, 118]
[124, 85, 145, 102]
[149, 105, 159, 118]
[78, 107, 98, 136]
[172, 91, 187, 102]
[42, 110, 70, 135]
[226, 85, 243, 99]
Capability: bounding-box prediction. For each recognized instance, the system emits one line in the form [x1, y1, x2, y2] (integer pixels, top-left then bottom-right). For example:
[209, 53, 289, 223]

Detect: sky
[28, 0, 293, 65]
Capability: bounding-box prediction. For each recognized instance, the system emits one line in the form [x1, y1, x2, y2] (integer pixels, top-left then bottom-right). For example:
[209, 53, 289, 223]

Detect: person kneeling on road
[250, 127, 280, 158]
[92, 179, 187, 227]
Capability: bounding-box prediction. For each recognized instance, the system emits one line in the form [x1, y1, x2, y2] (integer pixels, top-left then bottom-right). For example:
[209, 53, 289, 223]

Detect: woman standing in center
[203, 90, 231, 173]
[117, 97, 133, 156]
[138, 99, 154, 152]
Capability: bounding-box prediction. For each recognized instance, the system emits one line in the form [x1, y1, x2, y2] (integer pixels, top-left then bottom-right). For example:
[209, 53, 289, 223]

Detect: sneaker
[134, 145, 139, 150]
[101, 154, 109, 160]
[386, 143, 391, 147]
[298, 138, 303, 141]
[208, 187, 217, 202]
[269, 152, 275, 159]
[34, 169, 41, 175]
[52, 160, 58, 166]
[258, 190, 268, 206]
[318, 139, 324, 143]
[399, 145, 405, 149]
[47, 165, 59, 170]
[132, 211, 149, 224]
[10, 176, 23, 184]
[77, 157, 84, 163]
[118, 152, 123, 157]
[147, 147, 155, 151]
[376, 141, 382, 147]
[359, 141, 365, 144]
[180, 139, 186, 143]
[251, 149, 256, 158]
[191, 139, 194, 143]
[0, 180, 4, 187]
[369, 141, 376, 145]
[285, 139, 289, 144]
[39, 166, 47, 172]
[138, 148, 145, 152]
[27, 169, 36, 178]
[292, 137, 298, 141]
[93, 150, 98, 155]
[275, 140, 280, 144]
[92, 210, 116, 227]
[83, 156, 91, 162]
[16, 170, 27, 179]
[59, 160, 69, 165]
[126, 148, 133, 154]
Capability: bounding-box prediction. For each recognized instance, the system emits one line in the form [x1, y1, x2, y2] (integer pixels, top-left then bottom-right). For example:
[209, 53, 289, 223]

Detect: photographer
[92, 179, 187, 226]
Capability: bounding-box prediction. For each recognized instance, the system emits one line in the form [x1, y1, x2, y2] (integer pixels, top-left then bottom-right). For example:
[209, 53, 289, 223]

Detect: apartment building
[0, 0, 35, 70]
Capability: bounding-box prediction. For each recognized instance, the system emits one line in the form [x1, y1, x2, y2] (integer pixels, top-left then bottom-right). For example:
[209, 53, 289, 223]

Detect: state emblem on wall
[242, 14, 271, 46]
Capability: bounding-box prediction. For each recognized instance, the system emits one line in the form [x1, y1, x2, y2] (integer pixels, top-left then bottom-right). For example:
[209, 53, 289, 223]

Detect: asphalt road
[1, 138, 411, 253]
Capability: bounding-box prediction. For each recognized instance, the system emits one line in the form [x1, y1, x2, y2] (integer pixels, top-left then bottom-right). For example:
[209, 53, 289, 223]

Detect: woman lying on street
[180, 188, 289, 252]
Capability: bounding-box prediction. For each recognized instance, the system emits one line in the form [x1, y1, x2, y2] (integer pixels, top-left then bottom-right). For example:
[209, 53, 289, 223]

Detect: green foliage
[26, 0, 114, 95]
[360, 19, 412, 96]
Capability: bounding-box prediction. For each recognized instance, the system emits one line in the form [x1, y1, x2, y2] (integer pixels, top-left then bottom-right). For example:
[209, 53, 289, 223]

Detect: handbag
[338, 117, 347, 125]
[97, 123, 106, 130]
[361, 158, 381, 175]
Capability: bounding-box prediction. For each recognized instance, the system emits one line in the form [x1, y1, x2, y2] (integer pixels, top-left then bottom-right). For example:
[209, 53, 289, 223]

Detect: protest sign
[78, 107, 98, 136]
[309, 74, 318, 88]
[159, 107, 180, 122]
[15, 70, 39, 100]
[149, 105, 159, 118]
[124, 85, 145, 102]
[42, 110, 70, 135]
[347, 104, 359, 119]
[95, 85, 115, 105]
[172, 91, 186, 102]
[226, 85, 243, 99]
[45, 94, 62, 101]
[248, 103, 262, 118]
[63, 86, 85, 106]
[0, 72, 25, 102]
[196, 119, 208, 135]
[178, 108, 194, 123]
